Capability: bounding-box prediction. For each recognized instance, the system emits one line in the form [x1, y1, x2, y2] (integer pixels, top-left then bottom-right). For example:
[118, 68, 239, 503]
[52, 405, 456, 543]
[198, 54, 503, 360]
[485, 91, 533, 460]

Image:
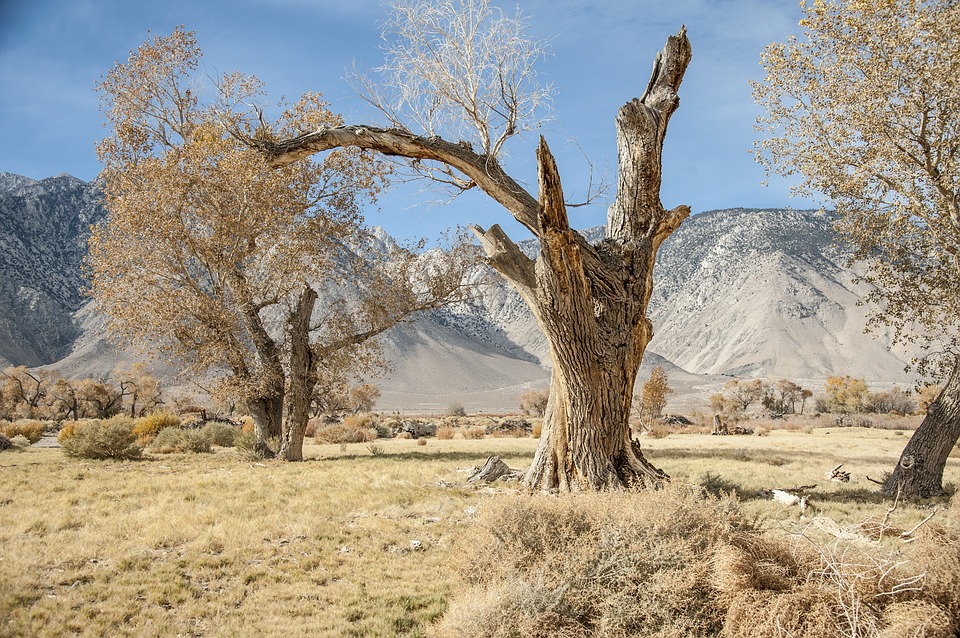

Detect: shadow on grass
[655, 447, 800, 467]
[305, 449, 533, 465]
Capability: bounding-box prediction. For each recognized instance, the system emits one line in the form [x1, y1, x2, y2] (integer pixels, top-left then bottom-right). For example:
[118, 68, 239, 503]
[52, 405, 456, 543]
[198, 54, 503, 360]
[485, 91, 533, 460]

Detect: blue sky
[0, 0, 812, 242]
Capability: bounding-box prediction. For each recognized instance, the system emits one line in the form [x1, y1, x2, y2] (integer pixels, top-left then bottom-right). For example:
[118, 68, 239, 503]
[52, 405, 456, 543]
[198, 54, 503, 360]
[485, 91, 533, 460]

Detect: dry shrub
[199, 421, 236, 447]
[0, 419, 47, 443]
[491, 427, 528, 438]
[8, 434, 31, 449]
[315, 422, 365, 444]
[462, 426, 486, 440]
[132, 411, 181, 444]
[416, 437, 428, 446]
[149, 426, 211, 454]
[343, 413, 378, 430]
[395, 431, 413, 440]
[436, 485, 748, 638]
[60, 416, 142, 460]
[531, 419, 542, 438]
[436, 426, 456, 440]
[713, 532, 840, 637]
[438, 488, 960, 638]
[879, 601, 953, 638]
[57, 420, 86, 443]
[647, 422, 674, 439]
[905, 500, 960, 630]
[722, 588, 837, 638]
[719, 501, 960, 638]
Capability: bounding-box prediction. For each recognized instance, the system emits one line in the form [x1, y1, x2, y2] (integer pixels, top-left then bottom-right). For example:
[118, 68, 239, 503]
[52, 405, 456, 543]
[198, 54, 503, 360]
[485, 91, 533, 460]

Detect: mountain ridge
[0, 173, 917, 411]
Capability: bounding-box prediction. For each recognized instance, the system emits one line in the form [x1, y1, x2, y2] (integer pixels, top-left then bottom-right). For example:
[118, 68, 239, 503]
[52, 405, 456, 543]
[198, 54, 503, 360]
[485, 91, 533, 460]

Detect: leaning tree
[251, 0, 692, 490]
[754, 0, 960, 497]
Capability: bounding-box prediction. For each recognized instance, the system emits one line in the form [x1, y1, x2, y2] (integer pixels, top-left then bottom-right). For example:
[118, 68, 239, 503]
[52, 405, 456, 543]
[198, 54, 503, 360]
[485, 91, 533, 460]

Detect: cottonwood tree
[0, 367, 46, 420]
[113, 364, 163, 418]
[754, 0, 960, 496]
[91, 28, 474, 461]
[823, 375, 870, 415]
[762, 379, 808, 415]
[348, 383, 381, 414]
[636, 366, 673, 426]
[252, 0, 692, 491]
[519, 387, 549, 417]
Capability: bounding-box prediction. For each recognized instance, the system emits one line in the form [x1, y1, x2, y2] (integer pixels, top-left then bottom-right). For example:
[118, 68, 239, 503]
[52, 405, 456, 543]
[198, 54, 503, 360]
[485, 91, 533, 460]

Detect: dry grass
[1, 430, 958, 636]
[0, 438, 532, 638]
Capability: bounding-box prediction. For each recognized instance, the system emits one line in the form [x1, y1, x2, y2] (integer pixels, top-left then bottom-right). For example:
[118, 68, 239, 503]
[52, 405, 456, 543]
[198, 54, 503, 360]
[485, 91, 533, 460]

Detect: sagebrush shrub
[9, 434, 31, 448]
[60, 417, 142, 460]
[0, 419, 47, 443]
[462, 426, 485, 440]
[132, 411, 181, 444]
[437, 486, 747, 638]
[436, 426, 456, 440]
[315, 422, 365, 444]
[200, 421, 237, 447]
[342, 413, 378, 430]
[149, 427, 211, 454]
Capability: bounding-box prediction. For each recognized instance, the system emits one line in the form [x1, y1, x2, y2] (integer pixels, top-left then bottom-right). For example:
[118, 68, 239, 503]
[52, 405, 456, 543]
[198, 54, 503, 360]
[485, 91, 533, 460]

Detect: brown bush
[462, 426, 486, 440]
[132, 411, 181, 444]
[0, 419, 47, 443]
[149, 427, 211, 454]
[879, 601, 953, 638]
[436, 486, 748, 638]
[436, 489, 960, 638]
[60, 417, 142, 460]
[647, 423, 674, 439]
[436, 426, 456, 440]
[314, 422, 365, 444]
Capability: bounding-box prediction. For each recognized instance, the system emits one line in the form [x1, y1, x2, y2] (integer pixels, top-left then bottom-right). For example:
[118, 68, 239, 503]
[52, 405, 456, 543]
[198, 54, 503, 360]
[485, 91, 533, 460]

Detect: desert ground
[1, 422, 957, 637]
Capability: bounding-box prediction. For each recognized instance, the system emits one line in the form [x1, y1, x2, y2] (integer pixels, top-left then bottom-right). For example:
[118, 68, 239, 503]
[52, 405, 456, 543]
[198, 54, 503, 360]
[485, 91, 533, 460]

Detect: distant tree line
[708, 375, 939, 420]
[0, 364, 169, 422]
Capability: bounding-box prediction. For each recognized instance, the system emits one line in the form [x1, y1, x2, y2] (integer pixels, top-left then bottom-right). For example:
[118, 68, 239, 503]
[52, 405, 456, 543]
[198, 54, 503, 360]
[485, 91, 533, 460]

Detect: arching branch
[254, 125, 541, 236]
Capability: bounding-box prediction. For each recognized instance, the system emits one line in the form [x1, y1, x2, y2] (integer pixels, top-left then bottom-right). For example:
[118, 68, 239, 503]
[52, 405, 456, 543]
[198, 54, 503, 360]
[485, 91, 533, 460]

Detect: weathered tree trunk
[257, 28, 692, 491]
[277, 287, 318, 462]
[247, 395, 282, 458]
[519, 131, 684, 491]
[883, 362, 960, 498]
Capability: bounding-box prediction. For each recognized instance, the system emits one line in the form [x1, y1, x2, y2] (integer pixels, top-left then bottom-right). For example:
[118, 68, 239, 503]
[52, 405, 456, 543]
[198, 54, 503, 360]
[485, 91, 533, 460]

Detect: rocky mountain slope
[0, 173, 917, 411]
[0, 173, 106, 368]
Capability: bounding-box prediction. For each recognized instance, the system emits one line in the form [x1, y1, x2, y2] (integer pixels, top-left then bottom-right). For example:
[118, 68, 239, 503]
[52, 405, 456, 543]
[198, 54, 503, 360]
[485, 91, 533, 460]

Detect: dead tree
[257, 29, 692, 491]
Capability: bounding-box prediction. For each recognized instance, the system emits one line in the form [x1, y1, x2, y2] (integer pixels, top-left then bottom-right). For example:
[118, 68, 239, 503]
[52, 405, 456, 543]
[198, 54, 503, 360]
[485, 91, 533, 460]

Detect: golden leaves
[754, 0, 960, 373]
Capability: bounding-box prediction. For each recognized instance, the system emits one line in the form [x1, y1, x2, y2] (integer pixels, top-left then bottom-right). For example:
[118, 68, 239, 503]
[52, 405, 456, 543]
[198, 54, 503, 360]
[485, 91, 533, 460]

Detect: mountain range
[0, 172, 917, 412]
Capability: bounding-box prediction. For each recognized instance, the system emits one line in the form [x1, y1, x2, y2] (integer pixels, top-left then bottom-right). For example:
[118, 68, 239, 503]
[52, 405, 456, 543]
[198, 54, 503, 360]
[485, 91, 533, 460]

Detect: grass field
[1, 428, 956, 637]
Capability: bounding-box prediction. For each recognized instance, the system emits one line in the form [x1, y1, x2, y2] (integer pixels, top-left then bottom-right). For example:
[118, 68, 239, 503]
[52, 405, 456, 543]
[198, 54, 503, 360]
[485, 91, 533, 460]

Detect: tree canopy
[753, 0, 960, 375]
[91, 28, 475, 459]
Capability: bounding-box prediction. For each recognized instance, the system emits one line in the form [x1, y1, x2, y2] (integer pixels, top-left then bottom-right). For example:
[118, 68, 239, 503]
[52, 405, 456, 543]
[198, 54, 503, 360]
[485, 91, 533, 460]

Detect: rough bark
[518, 29, 691, 491]
[247, 395, 281, 459]
[468, 455, 520, 483]
[255, 27, 692, 490]
[277, 287, 319, 462]
[883, 362, 960, 498]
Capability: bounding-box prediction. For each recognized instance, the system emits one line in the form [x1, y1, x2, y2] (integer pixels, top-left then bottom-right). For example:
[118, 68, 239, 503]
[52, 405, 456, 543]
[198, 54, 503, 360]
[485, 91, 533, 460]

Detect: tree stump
[468, 455, 520, 483]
